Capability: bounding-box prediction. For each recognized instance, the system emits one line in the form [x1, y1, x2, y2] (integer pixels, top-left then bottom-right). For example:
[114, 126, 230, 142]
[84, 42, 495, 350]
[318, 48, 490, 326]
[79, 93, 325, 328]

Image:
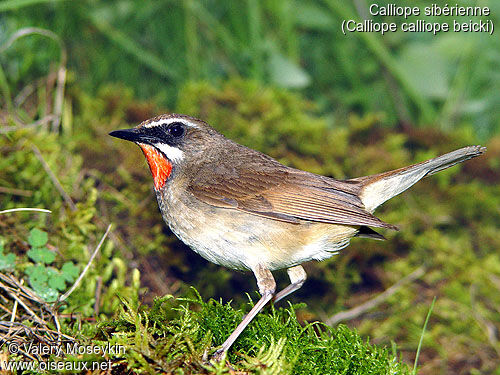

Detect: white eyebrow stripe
[155, 143, 184, 163]
[143, 118, 198, 129]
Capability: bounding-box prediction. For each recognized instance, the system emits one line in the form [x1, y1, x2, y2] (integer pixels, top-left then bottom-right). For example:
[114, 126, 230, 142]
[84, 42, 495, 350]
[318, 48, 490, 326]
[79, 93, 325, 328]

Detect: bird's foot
[210, 347, 226, 362]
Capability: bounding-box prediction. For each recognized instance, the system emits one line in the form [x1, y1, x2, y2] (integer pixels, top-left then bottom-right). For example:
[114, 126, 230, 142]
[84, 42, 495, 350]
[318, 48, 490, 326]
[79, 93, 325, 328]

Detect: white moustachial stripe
[155, 143, 184, 162]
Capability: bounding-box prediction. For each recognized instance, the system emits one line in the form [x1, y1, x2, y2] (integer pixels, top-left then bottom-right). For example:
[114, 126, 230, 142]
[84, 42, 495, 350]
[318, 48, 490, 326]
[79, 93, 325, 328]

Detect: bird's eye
[167, 122, 185, 137]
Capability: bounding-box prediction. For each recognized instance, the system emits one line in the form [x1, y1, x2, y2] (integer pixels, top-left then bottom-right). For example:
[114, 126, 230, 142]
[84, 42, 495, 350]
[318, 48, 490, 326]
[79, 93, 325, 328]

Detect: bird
[110, 113, 486, 360]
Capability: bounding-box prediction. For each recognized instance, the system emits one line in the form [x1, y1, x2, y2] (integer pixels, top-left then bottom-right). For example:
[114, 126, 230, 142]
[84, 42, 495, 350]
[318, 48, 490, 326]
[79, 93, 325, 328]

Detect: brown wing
[188, 144, 397, 230]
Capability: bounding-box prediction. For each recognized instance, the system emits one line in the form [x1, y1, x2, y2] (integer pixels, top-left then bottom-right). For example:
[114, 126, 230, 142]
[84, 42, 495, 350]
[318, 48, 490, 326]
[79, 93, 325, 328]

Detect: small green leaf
[268, 49, 310, 89]
[0, 252, 15, 270]
[28, 228, 48, 248]
[25, 265, 35, 276]
[29, 267, 59, 302]
[0, 236, 13, 270]
[27, 247, 55, 264]
[397, 41, 450, 100]
[27, 265, 49, 283]
[30, 279, 59, 302]
[46, 267, 58, 279]
[39, 288, 59, 302]
[61, 262, 79, 282]
[48, 274, 67, 291]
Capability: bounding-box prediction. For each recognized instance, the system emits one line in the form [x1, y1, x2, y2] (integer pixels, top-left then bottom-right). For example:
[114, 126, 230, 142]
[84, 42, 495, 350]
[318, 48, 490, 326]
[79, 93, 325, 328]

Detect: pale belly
[157, 189, 357, 271]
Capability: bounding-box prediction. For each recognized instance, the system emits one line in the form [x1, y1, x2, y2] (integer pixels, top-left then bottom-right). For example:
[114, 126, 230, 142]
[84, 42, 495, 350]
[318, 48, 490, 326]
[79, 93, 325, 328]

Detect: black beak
[109, 128, 142, 142]
[109, 128, 156, 144]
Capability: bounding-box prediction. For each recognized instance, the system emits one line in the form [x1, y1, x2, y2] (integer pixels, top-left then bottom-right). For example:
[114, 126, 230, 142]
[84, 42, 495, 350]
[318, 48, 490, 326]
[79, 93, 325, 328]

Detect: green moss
[99, 292, 410, 374]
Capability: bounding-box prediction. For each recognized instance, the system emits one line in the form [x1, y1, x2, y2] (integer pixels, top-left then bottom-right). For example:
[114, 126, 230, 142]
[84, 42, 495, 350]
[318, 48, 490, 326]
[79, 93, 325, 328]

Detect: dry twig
[0, 208, 51, 215]
[0, 273, 77, 354]
[326, 266, 426, 325]
[470, 284, 500, 356]
[94, 276, 103, 317]
[0, 280, 45, 326]
[31, 144, 76, 211]
[60, 224, 112, 302]
[0, 115, 57, 134]
[0, 186, 33, 197]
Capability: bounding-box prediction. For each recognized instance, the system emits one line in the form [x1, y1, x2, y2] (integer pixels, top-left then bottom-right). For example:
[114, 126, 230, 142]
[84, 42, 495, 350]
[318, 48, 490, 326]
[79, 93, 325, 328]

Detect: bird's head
[110, 114, 221, 190]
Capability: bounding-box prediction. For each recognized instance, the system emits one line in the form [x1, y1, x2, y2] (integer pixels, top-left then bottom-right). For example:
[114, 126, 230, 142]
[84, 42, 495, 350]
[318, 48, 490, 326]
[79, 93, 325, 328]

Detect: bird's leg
[273, 265, 307, 303]
[212, 264, 276, 361]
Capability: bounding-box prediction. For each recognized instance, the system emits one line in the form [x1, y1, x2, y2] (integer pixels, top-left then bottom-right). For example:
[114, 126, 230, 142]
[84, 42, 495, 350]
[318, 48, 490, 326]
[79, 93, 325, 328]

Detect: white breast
[158, 185, 357, 271]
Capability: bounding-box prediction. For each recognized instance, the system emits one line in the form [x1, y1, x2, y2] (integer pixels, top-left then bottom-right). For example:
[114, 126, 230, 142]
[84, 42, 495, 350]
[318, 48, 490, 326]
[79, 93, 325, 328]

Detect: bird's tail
[351, 145, 486, 213]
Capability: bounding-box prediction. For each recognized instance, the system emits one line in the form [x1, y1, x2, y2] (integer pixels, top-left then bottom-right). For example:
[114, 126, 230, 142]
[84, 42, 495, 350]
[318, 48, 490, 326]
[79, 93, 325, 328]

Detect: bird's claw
[211, 348, 226, 362]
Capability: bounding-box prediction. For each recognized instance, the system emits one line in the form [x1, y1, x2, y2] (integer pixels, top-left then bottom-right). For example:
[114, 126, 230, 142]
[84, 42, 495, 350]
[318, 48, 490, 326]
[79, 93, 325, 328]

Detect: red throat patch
[139, 144, 172, 190]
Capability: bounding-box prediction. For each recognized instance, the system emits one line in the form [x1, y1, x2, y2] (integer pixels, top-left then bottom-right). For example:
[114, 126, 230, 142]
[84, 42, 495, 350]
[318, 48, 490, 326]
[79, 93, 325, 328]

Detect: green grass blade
[88, 13, 179, 81]
[247, 0, 263, 80]
[413, 296, 436, 375]
[0, 64, 12, 112]
[190, 2, 239, 53]
[184, 0, 199, 80]
[0, 0, 67, 12]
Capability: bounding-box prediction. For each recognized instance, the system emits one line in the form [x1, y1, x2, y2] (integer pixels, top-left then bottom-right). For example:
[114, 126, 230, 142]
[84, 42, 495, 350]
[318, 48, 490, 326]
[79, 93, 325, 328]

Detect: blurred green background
[1, 0, 500, 373]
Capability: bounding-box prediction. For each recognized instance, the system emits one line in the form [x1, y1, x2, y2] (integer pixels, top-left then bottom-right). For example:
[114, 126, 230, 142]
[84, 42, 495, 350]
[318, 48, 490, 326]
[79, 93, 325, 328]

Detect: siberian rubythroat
[110, 114, 485, 359]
